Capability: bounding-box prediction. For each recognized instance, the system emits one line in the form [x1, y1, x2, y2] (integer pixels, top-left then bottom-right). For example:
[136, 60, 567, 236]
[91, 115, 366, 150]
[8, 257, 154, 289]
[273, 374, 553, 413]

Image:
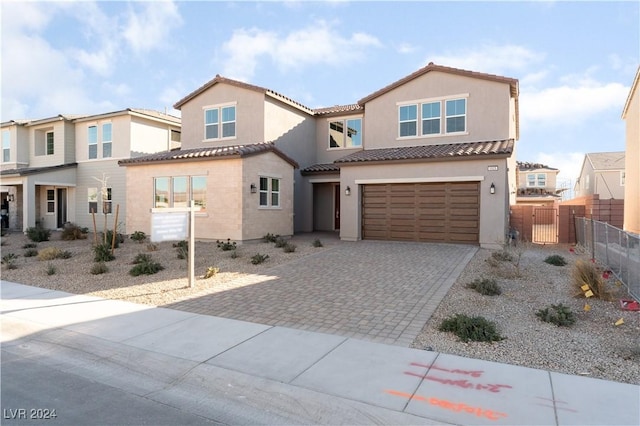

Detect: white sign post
[151, 201, 200, 288]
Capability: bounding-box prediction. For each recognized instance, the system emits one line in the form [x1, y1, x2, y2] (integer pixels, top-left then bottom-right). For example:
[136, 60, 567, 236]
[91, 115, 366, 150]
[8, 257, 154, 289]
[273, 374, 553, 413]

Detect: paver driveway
[165, 239, 477, 346]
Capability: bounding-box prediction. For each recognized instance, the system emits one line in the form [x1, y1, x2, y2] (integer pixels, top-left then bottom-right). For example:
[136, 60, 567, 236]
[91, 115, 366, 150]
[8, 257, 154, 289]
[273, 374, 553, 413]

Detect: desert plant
[146, 243, 158, 252]
[204, 266, 220, 279]
[544, 254, 567, 266]
[312, 238, 323, 248]
[466, 278, 502, 296]
[2, 253, 18, 269]
[102, 230, 124, 248]
[37, 247, 62, 261]
[58, 250, 72, 259]
[572, 260, 611, 300]
[26, 224, 51, 242]
[22, 243, 37, 249]
[90, 262, 109, 275]
[262, 233, 279, 243]
[129, 257, 164, 276]
[173, 240, 188, 249]
[132, 253, 152, 264]
[230, 250, 239, 259]
[130, 231, 147, 243]
[93, 243, 115, 262]
[176, 245, 188, 259]
[491, 249, 513, 262]
[45, 263, 56, 276]
[274, 237, 287, 248]
[535, 303, 575, 327]
[283, 242, 297, 253]
[216, 239, 237, 251]
[61, 223, 87, 240]
[439, 314, 503, 343]
[251, 253, 269, 265]
[24, 248, 38, 258]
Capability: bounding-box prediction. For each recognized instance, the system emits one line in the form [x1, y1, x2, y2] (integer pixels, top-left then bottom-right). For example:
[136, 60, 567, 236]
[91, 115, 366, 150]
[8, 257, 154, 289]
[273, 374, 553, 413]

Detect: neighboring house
[622, 66, 640, 235]
[514, 161, 562, 206]
[121, 63, 519, 248]
[0, 109, 181, 232]
[574, 152, 626, 199]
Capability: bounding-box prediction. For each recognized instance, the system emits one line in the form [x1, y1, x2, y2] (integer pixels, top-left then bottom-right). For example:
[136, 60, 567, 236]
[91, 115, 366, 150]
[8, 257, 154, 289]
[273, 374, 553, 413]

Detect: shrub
[572, 260, 611, 300]
[439, 314, 503, 343]
[61, 223, 87, 240]
[45, 263, 56, 276]
[90, 262, 109, 275]
[173, 240, 188, 249]
[146, 243, 158, 252]
[544, 254, 567, 266]
[204, 266, 220, 279]
[24, 248, 38, 258]
[176, 246, 188, 259]
[132, 253, 152, 264]
[216, 239, 237, 251]
[283, 242, 297, 253]
[274, 237, 287, 248]
[22, 243, 37, 249]
[491, 250, 513, 262]
[130, 231, 147, 243]
[102, 230, 124, 248]
[93, 243, 115, 262]
[251, 253, 269, 265]
[230, 250, 239, 259]
[37, 247, 62, 261]
[262, 233, 279, 243]
[58, 250, 72, 259]
[129, 256, 164, 276]
[2, 253, 18, 269]
[312, 239, 323, 248]
[536, 303, 575, 327]
[26, 224, 51, 242]
[466, 278, 502, 296]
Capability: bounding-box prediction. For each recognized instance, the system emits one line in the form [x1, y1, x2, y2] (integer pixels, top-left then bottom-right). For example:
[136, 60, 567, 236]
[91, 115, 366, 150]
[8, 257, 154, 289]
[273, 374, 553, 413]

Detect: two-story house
[514, 162, 562, 206]
[622, 66, 639, 235]
[574, 152, 626, 200]
[1, 109, 181, 232]
[121, 63, 519, 248]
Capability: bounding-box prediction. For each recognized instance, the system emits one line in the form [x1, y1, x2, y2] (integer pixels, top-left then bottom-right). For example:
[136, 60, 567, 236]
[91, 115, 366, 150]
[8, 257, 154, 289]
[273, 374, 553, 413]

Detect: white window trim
[258, 176, 282, 209]
[396, 94, 469, 140]
[202, 102, 237, 142]
[326, 115, 364, 150]
[2, 130, 10, 163]
[45, 188, 55, 216]
[102, 122, 112, 158]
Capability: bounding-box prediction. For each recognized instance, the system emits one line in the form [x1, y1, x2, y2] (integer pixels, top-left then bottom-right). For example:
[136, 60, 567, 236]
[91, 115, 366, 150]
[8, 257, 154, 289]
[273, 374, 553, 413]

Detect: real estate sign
[150, 212, 188, 242]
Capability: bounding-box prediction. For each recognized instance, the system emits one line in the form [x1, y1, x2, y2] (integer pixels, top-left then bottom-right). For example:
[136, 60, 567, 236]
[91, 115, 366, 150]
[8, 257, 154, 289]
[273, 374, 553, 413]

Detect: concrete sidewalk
[2, 281, 639, 425]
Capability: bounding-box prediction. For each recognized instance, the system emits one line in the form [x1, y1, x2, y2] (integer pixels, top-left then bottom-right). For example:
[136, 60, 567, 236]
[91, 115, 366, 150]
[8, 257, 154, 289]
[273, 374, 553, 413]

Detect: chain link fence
[575, 217, 640, 301]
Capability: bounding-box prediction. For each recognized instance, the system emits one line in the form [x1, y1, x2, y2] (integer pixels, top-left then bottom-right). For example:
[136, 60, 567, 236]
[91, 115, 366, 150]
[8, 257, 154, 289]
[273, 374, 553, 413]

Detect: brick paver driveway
[166, 239, 477, 346]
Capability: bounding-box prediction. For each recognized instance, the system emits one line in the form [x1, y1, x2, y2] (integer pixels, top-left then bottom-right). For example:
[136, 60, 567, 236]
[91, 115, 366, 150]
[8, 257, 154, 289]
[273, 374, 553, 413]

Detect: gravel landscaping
[1, 230, 638, 385]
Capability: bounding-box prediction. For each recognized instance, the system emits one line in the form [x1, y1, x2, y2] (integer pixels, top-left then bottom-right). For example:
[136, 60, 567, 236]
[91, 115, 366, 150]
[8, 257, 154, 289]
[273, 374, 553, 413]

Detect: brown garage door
[362, 182, 480, 243]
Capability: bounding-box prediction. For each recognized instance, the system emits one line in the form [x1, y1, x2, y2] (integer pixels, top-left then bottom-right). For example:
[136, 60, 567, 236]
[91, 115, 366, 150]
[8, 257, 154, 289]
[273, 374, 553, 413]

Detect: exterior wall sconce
[6, 194, 14, 202]
[250, 183, 257, 194]
[490, 183, 496, 194]
[345, 186, 351, 196]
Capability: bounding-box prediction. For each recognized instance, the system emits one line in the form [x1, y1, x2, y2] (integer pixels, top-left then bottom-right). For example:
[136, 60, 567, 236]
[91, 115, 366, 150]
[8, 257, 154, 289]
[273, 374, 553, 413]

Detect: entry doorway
[334, 184, 340, 230]
[57, 188, 67, 228]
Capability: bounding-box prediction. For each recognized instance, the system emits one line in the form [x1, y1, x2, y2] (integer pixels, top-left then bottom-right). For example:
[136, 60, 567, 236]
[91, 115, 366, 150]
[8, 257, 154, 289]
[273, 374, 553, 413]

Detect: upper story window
[35, 129, 55, 156]
[527, 173, 546, 187]
[46, 131, 54, 155]
[398, 95, 467, 139]
[2, 130, 9, 162]
[88, 126, 98, 159]
[328, 118, 362, 149]
[259, 177, 280, 208]
[102, 123, 112, 158]
[204, 104, 236, 140]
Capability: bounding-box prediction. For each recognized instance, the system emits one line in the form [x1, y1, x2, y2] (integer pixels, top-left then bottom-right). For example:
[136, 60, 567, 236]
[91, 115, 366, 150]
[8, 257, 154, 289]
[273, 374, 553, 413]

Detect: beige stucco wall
[75, 114, 131, 162]
[130, 116, 177, 155]
[338, 158, 510, 248]
[28, 120, 73, 168]
[624, 76, 639, 233]
[363, 71, 513, 149]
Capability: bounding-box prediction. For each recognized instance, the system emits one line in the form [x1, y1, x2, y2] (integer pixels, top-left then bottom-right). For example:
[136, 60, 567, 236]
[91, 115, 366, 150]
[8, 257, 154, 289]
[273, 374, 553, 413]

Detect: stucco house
[514, 161, 562, 206]
[121, 63, 519, 248]
[622, 66, 639, 235]
[0, 109, 181, 232]
[574, 152, 626, 200]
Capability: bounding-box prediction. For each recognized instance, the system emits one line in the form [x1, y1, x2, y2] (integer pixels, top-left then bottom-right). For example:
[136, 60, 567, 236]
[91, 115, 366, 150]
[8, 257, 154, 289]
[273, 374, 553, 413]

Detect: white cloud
[123, 0, 183, 53]
[397, 42, 418, 55]
[536, 152, 585, 181]
[221, 20, 382, 81]
[429, 44, 545, 75]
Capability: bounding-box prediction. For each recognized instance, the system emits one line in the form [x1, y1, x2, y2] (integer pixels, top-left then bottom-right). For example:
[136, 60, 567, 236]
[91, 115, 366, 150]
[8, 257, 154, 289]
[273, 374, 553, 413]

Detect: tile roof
[0, 163, 77, 176]
[313, 104, 363, 116]
[586, 152, 625, 170]
[517, 161, 558, 171]
[118, 142, 299, 168]
[334, 140, 514, 164]
[300, 163, 341, 175]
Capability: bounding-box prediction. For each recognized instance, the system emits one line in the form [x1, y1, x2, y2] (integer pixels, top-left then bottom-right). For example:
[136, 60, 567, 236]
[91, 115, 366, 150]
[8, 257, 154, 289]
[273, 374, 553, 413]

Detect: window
[88, 187, 112, 214]
[204, 105, 236, 140]
[526, 173, 546, 187]
[259, 177, 280, 208]
[2, 130, 9, 162]
[88, 126, 98, 159]
[328, 118, 362, 149]
[102, 123, 112, 158]
[46, 131, 54, 155]
[422, 102, 441, 135]
[621, 171, 625, 186]
[35, 128, 55, 156]
[537, 174, 546, 187]
[153, 176, 206, 211]
[46, 189, 55, 214]
[445, 98, 466, 133]
[399, 104, 417, 137]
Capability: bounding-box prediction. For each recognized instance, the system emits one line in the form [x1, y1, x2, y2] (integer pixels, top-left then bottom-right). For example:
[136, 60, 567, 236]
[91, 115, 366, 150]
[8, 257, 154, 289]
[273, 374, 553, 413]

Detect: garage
[362, 181, 480, 243]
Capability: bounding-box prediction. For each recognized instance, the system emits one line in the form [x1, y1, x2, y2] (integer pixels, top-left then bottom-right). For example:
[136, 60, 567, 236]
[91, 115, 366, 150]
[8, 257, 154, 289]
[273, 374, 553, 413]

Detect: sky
[2, 1, 638, 192]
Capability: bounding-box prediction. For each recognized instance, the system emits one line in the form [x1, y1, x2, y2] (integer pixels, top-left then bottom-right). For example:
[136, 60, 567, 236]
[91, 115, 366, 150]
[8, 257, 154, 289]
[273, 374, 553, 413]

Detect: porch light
[345, 186, 351, 196]
[250, 183, 257, 194]
[6, 194, 14, 202]
[490, 183, 496, 194]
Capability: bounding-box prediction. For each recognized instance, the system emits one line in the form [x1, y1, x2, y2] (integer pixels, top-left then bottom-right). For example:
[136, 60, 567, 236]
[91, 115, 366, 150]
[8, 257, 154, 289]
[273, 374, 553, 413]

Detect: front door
[57, 188, 67, 228]
[334, 185, 340, 230]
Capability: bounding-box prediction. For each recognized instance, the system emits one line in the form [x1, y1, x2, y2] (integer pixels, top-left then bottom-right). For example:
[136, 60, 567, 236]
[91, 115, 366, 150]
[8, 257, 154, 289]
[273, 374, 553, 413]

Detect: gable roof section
[517, 161, 558, 171]
[173, 75, 314, 115]
[73, 108, 181, 125]
[118, 142, 299, 168]
[314, 104, 363, 116]
[334, 139, 514, 165]
[622, 65, 640, 119]
[586, 152, 625, 171]
[300, 163, 341, 175]
[0, 163, 77, 176]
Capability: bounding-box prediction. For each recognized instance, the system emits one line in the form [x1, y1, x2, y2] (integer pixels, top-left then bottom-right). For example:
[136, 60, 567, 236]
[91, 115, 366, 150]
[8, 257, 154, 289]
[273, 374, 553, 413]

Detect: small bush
[2, 253, 18, 269]
[572, 260, 611, 300]
[94, 243, 115, 262]
[283, 242, 297, 253]
[312, 239, 323, 248]
[544, 254, 567, 266]
[230, 250, 239, 259]
[146, 243, 158, 252]
[491, 250, 513, 262]
[536, 303, 575, 327]
[24, 248, 38, 257]
[251, 253, 269, 265]
[129, 257, 164, 276]
[61, 223, 87, 240]
[204, 266, 220, 279]
[26, 225, 51, 242]
[37, 247, 62, 261]
[439, 314, 503, 343]
[274, 237, 287, 248]
[466, 278, 502, 296]
[130, 231, 147, 243]
[45, 263, 56, 276]
[173, 240, 188, 249]
[262, 233, 279, 243]
[216, 239, 237, 251]
[102, 230, 124, 248]
[90, 262, 108, 275]
[132, 253, 152, 264]
[176, 246, 188, 260]
[58, 250, 72, 259]
[22, 243, 37, 249]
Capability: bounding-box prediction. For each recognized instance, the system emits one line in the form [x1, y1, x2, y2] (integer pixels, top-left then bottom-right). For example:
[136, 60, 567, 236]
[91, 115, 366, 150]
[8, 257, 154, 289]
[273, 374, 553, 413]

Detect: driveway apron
[165, 241, 477, 346]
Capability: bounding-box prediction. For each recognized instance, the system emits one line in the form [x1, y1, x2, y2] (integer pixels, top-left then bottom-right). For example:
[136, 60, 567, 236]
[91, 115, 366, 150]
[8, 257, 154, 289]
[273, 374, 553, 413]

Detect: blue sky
[2, 1, 638, 187]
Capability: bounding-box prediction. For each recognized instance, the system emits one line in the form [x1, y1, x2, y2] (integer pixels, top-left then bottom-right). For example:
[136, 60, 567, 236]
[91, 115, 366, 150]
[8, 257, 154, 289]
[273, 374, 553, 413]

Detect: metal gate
[532, 207, 558, 244]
